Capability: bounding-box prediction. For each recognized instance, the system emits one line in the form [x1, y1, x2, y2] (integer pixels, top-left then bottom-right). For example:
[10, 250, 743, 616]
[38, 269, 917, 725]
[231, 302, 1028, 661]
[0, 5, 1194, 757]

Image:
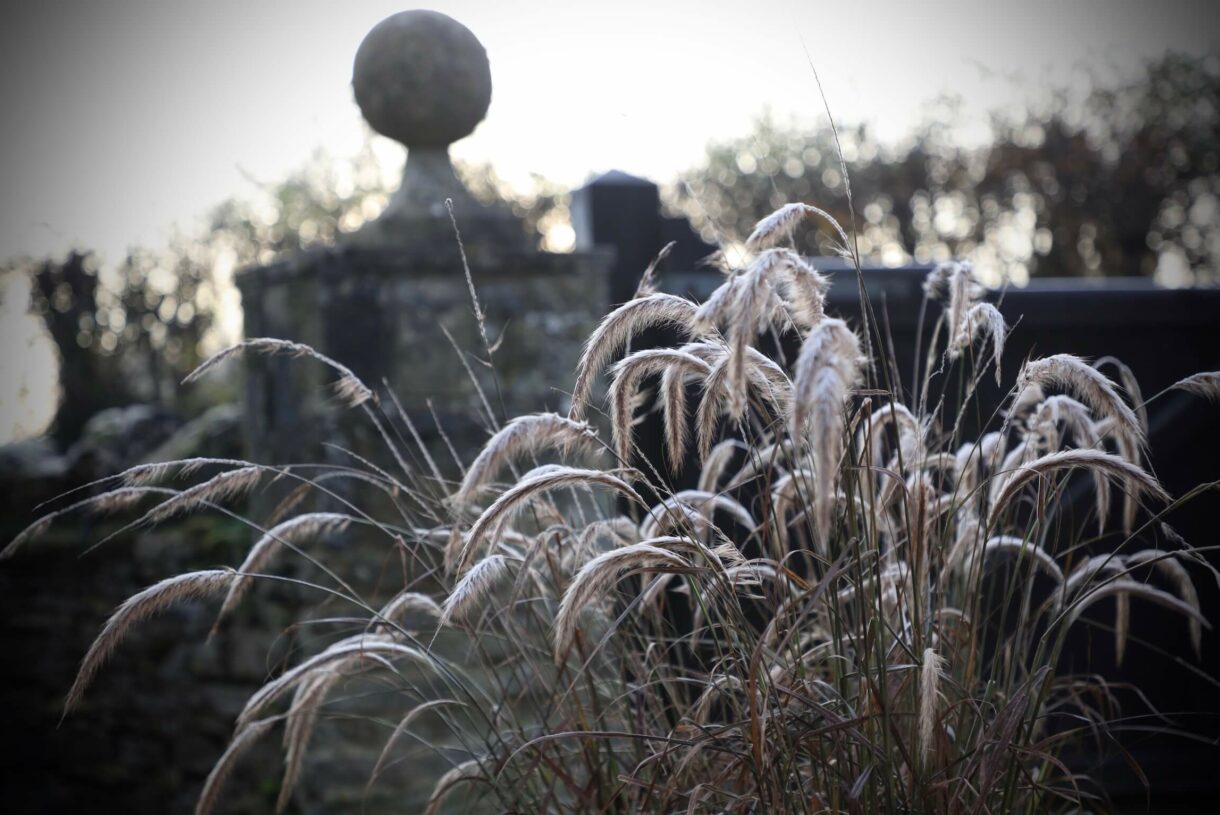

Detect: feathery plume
[237, 638, 430, 731]
[950, 302, 1007, 385]
[369, 700, 461, 790]
[989, 448, 1168, 525]
[922, 261, 954, 301]
[1028, 394, 1111, 531]
[745, 202, 852, 252]
[1017, 355, 1144, 447]
[791, 318, 864, 543]
[693, 269, 774, 418]
[184, 338, 372, 407]
[279, 670, 339, 811]
[425, 759, 483, 815]
[698, 439, 748, 493]
[377, 592, 443, 627]
[569, 294, 697, 420]
[440, 554, 514, 625]
[1094, 356, 1148, 432]
[979, 536, 1065, 585]
[919, 647, 945, 761]
[1171, 371, 1220, 403]
[3, 483, 191, 560]
[67, 570, 235, 713]
[196, 715, 283, 815]
[554, 542, 690, 662]
[638, 491, 756, 541]
[453, 466, 645, 573]
[945, 261, 983, 342]
[608, 348, 711, 463]
[450, 413, 600, 511]
[214, 513, 352, 631]
[1126, 550, 1204, 658]
[857, 401, 922, 470]
[2, 516, 54, 560]
[633, 241, 676, 299]
[145, 466, 262, 525]
[1066, 579, 1211, 635]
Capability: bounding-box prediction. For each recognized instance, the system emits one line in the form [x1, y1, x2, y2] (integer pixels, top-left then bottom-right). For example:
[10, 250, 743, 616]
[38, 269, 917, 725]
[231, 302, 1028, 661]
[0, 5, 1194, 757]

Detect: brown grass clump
[27, 199, 1219, 814]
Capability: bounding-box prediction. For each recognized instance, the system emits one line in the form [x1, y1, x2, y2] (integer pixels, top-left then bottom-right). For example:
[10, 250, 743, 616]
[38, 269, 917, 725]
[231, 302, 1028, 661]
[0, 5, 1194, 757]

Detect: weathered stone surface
[345, 10, 529, 252]
[237, 242, 612, 476]
[0, 515, 283, 814]
[352, 10, 491, 149]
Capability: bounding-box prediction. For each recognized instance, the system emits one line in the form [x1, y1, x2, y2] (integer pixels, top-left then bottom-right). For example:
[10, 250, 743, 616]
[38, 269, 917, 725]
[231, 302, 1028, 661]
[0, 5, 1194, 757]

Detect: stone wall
[237, 241, 612, 475]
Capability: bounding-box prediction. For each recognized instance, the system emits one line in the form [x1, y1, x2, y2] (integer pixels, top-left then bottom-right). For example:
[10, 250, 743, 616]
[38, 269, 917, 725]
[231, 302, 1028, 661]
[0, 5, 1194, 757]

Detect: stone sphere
[352, 10, 491, 149]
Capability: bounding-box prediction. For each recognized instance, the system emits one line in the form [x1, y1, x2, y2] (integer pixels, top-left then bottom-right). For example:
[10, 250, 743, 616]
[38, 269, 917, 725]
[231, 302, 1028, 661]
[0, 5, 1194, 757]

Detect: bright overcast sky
[1, 0, 1217, 264]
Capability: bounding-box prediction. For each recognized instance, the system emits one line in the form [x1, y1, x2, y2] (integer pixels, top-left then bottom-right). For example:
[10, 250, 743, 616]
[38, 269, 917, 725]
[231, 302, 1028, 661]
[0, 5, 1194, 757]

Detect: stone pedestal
[237, 241, 610, 470]
[235, 9, 612, 473]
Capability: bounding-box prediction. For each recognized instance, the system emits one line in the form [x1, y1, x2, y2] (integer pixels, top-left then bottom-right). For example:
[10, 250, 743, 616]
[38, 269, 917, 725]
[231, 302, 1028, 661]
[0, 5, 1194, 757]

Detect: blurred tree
[23, 247, 213, 446]
[672, 53, 1219, 286]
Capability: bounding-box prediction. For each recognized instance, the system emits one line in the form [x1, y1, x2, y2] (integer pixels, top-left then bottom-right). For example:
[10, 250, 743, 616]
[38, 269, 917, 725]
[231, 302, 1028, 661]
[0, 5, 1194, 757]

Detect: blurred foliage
[21, 248, 213, 445]
[672, 53, 1220, 286]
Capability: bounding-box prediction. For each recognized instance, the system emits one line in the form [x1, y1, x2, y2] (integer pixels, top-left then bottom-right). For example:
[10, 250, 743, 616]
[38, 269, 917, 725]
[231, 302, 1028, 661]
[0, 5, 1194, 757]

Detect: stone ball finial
[352, 10, 491, 149]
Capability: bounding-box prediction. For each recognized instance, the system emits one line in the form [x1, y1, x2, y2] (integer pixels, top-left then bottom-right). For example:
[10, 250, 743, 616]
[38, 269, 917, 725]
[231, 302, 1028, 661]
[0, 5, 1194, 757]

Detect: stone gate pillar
[236, 10, 611, 472]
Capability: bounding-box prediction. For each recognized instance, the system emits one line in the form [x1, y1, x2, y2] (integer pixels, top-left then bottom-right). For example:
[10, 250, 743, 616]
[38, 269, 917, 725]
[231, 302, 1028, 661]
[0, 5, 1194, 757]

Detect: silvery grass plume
[554, 541, 692, 663]
[440, 553, 515, 626]
[925, 261, 1007, 384]
[919, 647, 946, 763]
[144, 466, 263, 524]
[235, 636, 433, 732]
[692, 248, 826, 417]
[449, 412, 601, 512]
[608, 348, 711, 465]
[451, 465, 646, 573]
[1, 484, 174, 560]
[213, 512, 354, 633]
[1172, 371, 1220, 402]
[1017, 354, 1144, 448]
[569, 293, 698, 420]
[1026, 394, 1111, 532]
[693, 345, 794, 461]
[1017, 354, 1148, 530]
[791, 318, 864, 544]
[633, 240, 676, 299]
[1094, 356, 1149, 433]
[185, 337, 374, 408]
[987, 447, 1169, 526]
[744, 201, 853, 253]
[196, 714, 285, 815]
[425, 758, 484, 815]
[66, 569, 236, 713]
